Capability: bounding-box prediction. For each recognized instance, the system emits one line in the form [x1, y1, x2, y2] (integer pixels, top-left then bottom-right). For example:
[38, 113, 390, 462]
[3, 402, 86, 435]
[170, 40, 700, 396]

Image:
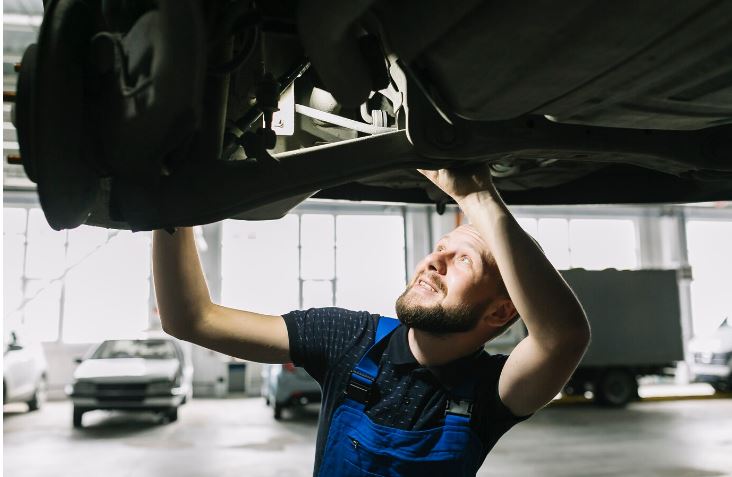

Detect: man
[153, 165, 591, 476]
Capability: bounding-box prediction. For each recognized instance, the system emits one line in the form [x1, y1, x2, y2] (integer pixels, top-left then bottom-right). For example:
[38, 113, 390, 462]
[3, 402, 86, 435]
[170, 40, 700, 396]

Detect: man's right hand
[152, 227, 291, 363]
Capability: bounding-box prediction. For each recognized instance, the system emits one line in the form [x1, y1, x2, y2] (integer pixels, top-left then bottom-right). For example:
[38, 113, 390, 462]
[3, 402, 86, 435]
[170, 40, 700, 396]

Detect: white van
[689, 319, 732, 392]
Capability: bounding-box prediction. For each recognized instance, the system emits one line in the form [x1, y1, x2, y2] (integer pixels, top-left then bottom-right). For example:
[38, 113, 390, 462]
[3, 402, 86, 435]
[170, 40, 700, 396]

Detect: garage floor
[4, 397, 732, 477]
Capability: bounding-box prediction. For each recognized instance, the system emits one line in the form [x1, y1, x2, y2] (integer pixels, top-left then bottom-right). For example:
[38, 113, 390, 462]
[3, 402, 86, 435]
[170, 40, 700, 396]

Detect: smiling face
[395, 224, 509, 334]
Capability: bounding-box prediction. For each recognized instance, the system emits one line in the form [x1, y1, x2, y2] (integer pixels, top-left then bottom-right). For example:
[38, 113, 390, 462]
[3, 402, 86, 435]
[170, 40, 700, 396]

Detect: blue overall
[317, 316, 484, 477]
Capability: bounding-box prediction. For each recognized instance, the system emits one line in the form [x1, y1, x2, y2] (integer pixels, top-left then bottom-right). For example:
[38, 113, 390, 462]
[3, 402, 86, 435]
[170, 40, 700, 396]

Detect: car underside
[11, 0, 732, 231]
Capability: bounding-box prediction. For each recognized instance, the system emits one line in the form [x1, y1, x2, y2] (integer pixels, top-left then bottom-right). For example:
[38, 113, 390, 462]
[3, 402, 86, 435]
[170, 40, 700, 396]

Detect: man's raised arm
[419, 166, 591, 417]
[152, 227, 290, 364]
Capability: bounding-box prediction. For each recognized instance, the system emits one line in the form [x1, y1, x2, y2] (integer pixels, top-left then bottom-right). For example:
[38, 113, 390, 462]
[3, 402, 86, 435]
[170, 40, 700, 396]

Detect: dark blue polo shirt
[282, 307, 532, 476]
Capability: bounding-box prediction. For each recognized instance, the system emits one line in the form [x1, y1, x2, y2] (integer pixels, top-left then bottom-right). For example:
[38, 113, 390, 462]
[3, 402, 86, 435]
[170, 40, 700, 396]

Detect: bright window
[518, 217, 638, 271]
[222, 215, 300, 315]
[3, 216, 26, 320]
[569, 219, 638, 270]
[302, 280, 334, 309]
[336, 215, 405, 317]
[537, 218, 571, 269]
[301, 214, 335, 280]
[25, 208, 67, 279]
[686, 220, 732, 336]
[221, 210, 406, 319]
[23, 280, 62, 342]
[516, 217, 538, 239]
[62, 230, 151, 343]
[4, 207, 27, 234]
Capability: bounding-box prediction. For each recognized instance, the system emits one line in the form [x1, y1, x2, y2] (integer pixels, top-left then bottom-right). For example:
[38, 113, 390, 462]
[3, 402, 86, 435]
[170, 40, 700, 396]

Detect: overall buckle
[345, 371, 374, 403]
[445, 398, 473, 418]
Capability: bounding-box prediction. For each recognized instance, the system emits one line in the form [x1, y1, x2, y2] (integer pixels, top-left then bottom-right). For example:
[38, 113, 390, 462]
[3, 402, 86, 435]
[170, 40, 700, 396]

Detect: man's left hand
[417, 164, 496, 205]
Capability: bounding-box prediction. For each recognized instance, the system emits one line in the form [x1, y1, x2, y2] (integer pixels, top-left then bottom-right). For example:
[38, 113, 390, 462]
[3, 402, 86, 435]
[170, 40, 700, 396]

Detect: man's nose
[426, 252, 447, 274]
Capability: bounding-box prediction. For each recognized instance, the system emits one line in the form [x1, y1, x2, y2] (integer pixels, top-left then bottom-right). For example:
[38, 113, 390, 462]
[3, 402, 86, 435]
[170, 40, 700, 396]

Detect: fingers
[417, 168, 438, 182]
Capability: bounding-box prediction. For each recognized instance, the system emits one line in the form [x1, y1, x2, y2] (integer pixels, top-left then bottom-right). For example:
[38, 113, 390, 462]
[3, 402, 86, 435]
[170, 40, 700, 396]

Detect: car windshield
[91, 339, 178, 360]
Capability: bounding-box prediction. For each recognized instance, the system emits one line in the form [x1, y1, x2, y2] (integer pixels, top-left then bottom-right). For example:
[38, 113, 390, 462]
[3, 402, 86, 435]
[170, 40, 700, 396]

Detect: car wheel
[274, 403, 283, 420]
[166, 407, 178, 423]
[27, 376, 47, 412]
[594, 369, 638, 407]
[73, 407, 85, 428]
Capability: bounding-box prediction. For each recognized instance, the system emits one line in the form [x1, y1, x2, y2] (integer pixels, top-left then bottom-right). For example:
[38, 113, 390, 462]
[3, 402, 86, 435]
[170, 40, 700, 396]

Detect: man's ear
[485, 297, 517, 326]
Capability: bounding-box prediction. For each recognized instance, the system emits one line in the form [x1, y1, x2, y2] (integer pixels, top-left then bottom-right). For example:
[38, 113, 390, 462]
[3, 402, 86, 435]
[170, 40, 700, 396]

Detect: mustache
[413, 273, 447, 294]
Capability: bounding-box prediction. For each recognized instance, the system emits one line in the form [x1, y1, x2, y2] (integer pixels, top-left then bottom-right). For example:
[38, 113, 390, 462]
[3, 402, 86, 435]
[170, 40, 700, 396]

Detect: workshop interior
[3, 1, 732, 477]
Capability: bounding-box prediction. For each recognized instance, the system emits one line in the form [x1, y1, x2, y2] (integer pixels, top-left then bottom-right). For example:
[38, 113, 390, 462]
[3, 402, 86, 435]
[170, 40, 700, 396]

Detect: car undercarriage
[11, 0, 732, 231]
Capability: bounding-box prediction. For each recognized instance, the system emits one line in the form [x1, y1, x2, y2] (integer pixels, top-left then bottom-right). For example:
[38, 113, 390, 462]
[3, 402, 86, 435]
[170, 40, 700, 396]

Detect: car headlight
[147, 380, 175, 395]
[72, 381, 96, 395]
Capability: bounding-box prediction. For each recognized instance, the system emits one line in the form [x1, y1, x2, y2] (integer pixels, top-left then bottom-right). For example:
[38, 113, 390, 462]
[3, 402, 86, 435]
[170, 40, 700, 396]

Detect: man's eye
[459, 256, 471, 264]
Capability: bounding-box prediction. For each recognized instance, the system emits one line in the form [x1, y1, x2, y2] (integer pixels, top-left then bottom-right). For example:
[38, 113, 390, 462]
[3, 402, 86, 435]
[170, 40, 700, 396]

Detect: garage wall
[4, 193, 732, 398]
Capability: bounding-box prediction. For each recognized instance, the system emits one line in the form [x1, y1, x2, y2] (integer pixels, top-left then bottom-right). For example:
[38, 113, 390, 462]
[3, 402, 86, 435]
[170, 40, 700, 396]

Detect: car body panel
[73, 358, 180, 382]
[262, 363, 321, 412]
[689, 322, 732, 388]
[9, 0, 732, 231]
[67, 337, 193, 412]
[3, 331, 47, 405]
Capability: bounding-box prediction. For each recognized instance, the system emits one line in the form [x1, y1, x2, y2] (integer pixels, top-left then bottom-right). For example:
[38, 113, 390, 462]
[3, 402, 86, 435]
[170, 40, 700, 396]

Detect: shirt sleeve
[473, 353, 533, 453]
[485, 353, 534, 423]
[282, 307, 376, 384]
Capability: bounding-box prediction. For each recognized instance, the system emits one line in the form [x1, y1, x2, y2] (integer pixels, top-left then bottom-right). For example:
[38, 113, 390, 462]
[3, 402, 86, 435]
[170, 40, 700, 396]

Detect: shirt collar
[386, 325, 418, 366]
[384, 324, 486, 390]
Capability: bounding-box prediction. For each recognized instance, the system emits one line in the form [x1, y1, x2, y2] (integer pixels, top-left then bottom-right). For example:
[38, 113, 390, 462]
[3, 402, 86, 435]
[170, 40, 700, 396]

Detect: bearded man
[153, 166, 591, 477]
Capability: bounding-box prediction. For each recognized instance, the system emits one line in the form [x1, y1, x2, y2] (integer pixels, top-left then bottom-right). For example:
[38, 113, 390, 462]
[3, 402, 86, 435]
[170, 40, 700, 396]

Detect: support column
[672, 208, 695, 367]
[635, 206, 694, 383]
[430, 206, 460, 243]
[198, 223, 223, 303]
[404, 206, 432, 278]
[637, 208, 666, 269]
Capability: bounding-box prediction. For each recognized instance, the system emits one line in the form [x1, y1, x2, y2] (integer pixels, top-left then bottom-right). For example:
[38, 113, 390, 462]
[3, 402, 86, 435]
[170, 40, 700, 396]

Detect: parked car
[3, 330, 48, 412]
[66, 334, 193, 428]
[261, 362, 321, 420]
[689, 319, 732, 392]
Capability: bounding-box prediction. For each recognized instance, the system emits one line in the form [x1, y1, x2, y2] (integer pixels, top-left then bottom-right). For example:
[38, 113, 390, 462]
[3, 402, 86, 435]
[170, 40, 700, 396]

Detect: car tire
[27, 376, 47, 412]
[73, 407, 85, 428]
[166, 407, 178, 423]
[274, 403, 283, 420]
[594, 369, 638, 407]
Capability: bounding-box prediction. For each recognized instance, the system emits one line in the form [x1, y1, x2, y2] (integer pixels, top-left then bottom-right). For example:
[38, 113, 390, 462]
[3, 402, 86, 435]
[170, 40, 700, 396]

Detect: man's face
[395, 225, 500, 334]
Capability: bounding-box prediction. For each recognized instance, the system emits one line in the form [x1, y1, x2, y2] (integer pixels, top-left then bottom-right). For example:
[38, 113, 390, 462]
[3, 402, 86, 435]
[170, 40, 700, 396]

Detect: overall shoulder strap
[345, 316, 399, 404]
[354, 316, 399, 380]
[374, 316, 400, 344]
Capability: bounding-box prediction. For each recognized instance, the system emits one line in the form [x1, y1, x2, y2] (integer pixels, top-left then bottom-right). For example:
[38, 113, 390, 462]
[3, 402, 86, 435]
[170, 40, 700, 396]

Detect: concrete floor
[4, 397, 732, 477]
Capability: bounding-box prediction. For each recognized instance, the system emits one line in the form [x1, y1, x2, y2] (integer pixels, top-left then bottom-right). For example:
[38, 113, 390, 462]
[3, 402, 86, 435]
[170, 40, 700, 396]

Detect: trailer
[487, 269, 684, 407]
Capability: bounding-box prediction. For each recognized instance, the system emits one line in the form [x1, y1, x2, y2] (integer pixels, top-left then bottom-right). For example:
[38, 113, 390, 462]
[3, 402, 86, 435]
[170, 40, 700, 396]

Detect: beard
[395, 286, 485, 334]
